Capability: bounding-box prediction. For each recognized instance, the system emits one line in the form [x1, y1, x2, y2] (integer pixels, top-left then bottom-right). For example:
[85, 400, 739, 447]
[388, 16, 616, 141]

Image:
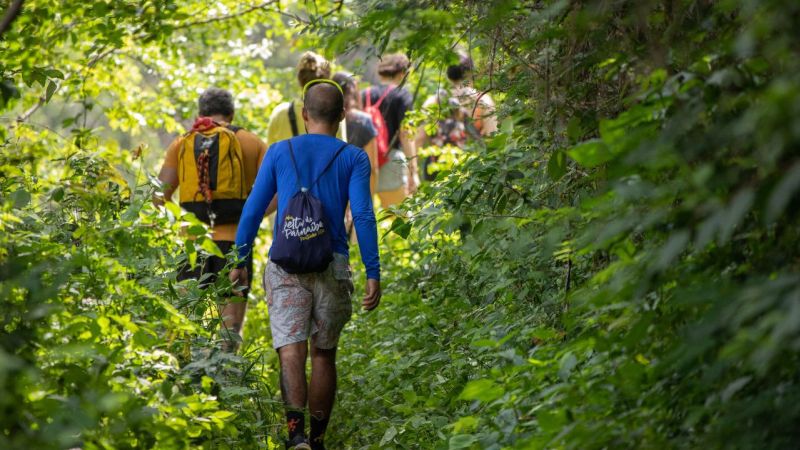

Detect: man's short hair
[377, 53, 410, 78]
[198, 88, 234, 118]
[446, 53, 474, 82]
[303, 83, 344, 125]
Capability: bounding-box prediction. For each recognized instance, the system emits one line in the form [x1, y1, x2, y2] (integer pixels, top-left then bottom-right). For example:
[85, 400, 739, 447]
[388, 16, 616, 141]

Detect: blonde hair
[296, 51, 332, 88]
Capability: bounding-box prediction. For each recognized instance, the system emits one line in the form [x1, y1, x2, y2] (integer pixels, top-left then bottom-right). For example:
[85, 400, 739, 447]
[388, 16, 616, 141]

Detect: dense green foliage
[326, 0, 800, 448]
[3, 0, 800, 449]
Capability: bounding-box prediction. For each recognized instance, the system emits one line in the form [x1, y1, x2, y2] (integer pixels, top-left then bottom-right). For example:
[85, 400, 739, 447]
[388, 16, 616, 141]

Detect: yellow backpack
[178, 124, 246, 225]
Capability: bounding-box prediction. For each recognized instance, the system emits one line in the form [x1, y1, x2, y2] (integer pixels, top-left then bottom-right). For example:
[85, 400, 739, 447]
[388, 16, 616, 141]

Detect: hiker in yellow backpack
[156, 87, 270, 352]
[266, 51, 346, 145]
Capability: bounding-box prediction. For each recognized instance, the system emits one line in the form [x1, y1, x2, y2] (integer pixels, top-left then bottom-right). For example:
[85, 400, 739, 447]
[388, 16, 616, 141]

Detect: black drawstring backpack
[270, 138, 349, 274]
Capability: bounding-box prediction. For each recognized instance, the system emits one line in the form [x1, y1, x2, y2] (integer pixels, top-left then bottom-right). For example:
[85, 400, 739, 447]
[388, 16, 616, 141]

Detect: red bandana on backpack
[191, 116, 219, 133]
[364, 85, 395, 167]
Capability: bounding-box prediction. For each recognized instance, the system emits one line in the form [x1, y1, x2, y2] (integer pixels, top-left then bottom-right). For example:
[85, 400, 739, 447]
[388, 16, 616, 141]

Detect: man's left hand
[362, 278, 382, 311]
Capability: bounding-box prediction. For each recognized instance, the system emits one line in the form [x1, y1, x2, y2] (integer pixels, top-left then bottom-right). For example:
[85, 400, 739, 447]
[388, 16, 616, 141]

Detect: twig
[182, 0, 280, 27]
[278, 10, 310, 24]
[461, 212, 528, 219]
[15, 96, 45, 123]
[15, 46, 116, 124]
[0, 118, 68, 140]
[496, 34, 543, 77]
[470, 27, 499, 122]
[0, 0, 24, 39]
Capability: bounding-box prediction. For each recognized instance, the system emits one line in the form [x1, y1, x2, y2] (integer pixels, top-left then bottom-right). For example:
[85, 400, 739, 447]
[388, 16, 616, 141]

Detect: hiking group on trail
[155, 50, 494, 449]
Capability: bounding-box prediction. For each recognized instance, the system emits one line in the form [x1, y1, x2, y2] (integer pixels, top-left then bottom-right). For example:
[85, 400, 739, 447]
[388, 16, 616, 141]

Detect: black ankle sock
[309, 414, 329, 448]
[286, 410, 305, 440]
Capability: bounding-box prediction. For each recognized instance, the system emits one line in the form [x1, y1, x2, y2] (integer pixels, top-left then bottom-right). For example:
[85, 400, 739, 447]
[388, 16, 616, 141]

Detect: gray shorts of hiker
[263, 253, 355, 350]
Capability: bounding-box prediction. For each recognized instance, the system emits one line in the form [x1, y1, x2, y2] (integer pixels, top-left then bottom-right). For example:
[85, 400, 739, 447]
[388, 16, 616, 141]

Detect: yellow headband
[302, 79, 344, 101]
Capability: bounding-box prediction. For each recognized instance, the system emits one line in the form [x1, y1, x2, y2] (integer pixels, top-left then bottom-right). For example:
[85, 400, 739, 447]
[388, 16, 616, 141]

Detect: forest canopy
[2, 0, 800, 449]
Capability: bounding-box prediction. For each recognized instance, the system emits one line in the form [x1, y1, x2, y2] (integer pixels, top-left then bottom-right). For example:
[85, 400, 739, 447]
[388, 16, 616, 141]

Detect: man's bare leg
[279, 342, 309, 442]
[309, 338, 337, 448]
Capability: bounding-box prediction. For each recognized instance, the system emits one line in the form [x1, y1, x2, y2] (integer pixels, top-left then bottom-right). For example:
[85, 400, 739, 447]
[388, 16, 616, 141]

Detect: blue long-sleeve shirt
[235, 134, 380, 280]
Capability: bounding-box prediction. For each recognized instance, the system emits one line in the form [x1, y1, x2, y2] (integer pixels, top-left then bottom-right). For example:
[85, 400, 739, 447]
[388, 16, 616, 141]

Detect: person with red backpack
[332, 71, 378, 193]
[361, 53, 419, 207]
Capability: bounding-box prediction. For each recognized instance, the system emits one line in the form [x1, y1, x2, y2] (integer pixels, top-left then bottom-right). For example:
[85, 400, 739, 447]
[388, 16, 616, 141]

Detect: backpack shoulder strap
[365, 88, 373, 109]
[286, 138, 305, 193]
[312, 143, 349, 187]
[374, 85, 395, 108]
[226, 125, 242, 133]
[287, 101, 299, 137]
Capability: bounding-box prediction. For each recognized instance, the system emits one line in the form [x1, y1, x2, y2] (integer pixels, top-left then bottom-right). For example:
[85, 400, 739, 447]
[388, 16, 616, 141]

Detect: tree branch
[182, 0, 281, 27]
[0, 0, 24, 39]
[16, 47, 116, 123]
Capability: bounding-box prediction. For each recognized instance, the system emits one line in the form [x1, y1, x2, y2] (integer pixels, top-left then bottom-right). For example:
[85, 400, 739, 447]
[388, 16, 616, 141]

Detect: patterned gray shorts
[263, 253, 355, 349]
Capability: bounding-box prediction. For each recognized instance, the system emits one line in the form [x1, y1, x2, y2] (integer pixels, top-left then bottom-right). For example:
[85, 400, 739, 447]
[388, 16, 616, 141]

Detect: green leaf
[186, 240, 197, 268]
[566, 117, 584, 142]
[558, 352, 578, 380]
[389, 217, 412, 239]
[187, 224, 207, 236]
[766, 162, 800, 222]
[458, 379, 505, 402]
[45, 80, 58, 103]
[50, 187, 65, 202]
[547, 150, 567, 181]
[45, 69, 65, 79]
[655, 230, 690, 270]
[721, 377, 751, 403]
[453, 416, 479, 433]
[12, 189, 31, 209]
[164, 201, 182, 218]
[0, 78, 20, 107]
[449, 434, 477, 449]
[379, 426, 398, 446]
[200, 239, 224, 258]
[566, 139, 613, 168]
[210, 410, 236, 421]
[537, 409, 567, 432]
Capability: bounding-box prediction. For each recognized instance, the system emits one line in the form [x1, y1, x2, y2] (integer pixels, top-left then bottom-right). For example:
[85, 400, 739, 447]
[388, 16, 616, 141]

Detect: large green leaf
[458, 379, 505, 402]
[566, 139, 613, 168]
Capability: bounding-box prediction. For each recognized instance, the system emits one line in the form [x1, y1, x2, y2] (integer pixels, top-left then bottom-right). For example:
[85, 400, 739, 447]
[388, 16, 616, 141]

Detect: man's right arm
[235, 145, 278, 264]
[154, 138, 181, 206]
[252, 132, 279, 216]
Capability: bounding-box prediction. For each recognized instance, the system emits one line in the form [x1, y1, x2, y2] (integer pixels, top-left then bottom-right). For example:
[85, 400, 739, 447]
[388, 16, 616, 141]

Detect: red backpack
[364, 85, 395, 167]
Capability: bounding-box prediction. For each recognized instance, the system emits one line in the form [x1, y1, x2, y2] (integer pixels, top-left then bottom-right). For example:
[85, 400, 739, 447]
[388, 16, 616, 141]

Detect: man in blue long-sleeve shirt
[230, 80, 381, 450]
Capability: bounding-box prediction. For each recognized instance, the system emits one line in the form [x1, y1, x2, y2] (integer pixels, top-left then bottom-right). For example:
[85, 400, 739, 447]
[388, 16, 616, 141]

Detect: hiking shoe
[285, 435, 311, 450]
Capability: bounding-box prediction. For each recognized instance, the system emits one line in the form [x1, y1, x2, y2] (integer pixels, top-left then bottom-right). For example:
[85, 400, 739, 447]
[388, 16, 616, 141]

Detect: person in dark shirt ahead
[362, 53, 419, 206]
[230, 80, 381, 450]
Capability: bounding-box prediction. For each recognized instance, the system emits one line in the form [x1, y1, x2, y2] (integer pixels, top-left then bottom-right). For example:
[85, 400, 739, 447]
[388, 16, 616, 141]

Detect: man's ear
[301, 107, 309, 122]
[339, 109, 346, 122]
[226, 113, 234, 123]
